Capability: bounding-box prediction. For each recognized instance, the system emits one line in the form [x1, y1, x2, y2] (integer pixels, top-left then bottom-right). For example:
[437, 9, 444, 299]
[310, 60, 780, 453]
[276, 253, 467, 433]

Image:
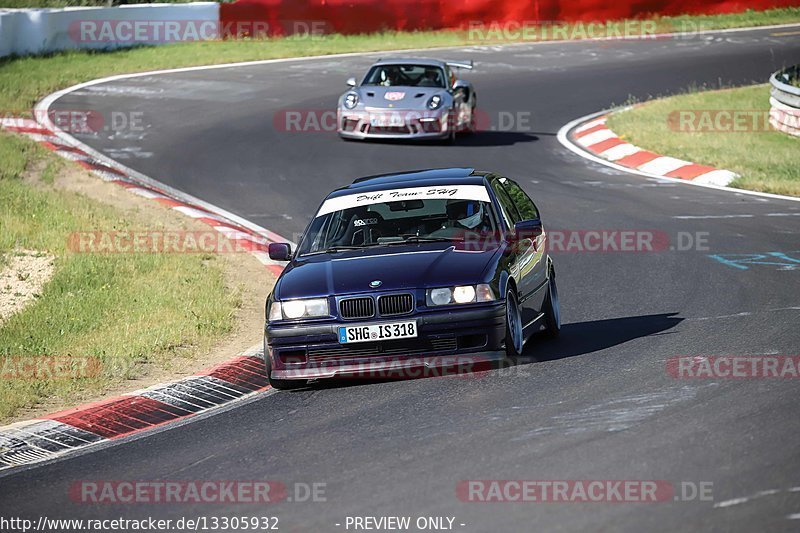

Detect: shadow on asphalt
[526, 312, 684, 363]
[343, 131, 540, 147]
[280, 313, 683, 392]
[457, 131, 540, 146]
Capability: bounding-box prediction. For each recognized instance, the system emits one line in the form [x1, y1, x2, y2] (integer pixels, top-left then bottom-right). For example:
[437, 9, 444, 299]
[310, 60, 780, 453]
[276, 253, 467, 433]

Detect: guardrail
[769, 65, 800, 137]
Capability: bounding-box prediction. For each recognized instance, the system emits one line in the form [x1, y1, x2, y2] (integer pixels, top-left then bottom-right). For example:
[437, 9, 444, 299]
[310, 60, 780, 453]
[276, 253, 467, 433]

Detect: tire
[442, 111, 457, 145]
[542, 268, 561, 339]
[264, 338, 308, 390]
[465, 105, 477, 135]
[504, 289, 524, 357]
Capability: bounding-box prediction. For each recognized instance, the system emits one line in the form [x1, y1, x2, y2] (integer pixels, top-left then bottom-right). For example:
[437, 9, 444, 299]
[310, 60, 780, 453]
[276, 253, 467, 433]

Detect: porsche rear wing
[446, 60, 474, 70]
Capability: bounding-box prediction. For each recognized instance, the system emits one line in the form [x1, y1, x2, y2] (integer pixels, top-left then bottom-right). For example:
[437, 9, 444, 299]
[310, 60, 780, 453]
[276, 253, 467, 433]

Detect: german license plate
[338, 321, 417, 344]
[370, 114, 404, 127]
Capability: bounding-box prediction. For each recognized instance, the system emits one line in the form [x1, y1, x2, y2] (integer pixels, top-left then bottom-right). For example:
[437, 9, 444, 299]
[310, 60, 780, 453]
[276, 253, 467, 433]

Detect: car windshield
[362, 64, 447, 88]
[298, 197, 497, 256]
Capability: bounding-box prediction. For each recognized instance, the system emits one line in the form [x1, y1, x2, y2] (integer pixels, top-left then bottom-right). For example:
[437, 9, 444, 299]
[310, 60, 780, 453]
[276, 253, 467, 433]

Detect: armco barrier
[220, 0, 800, 38]
[770, 65, 800, 137]
[0, 3, 219, 58]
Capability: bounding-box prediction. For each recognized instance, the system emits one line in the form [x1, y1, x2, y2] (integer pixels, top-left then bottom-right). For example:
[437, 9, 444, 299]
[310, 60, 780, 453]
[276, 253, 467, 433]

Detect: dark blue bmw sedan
[264, 168, 560, 389]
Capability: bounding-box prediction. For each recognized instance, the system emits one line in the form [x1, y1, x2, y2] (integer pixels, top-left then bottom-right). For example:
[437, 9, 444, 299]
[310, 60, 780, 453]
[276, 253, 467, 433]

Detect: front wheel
[505, 289, 524, 357]
[542, 269, 561, 339]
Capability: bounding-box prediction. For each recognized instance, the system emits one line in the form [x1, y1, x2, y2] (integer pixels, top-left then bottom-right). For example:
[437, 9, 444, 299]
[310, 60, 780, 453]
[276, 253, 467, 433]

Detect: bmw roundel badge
[370, 280, 382, 288]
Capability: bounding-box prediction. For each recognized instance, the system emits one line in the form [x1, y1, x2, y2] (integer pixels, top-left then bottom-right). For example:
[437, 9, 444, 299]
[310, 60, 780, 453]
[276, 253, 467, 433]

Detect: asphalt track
[3, 26, 800, 532]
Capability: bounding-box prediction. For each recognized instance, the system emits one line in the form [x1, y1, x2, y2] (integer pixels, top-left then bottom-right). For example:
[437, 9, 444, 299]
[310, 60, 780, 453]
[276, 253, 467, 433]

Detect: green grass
[607, 85, 800, 197]
[0, 133, 239, 421]
[1, 7, 799, 115]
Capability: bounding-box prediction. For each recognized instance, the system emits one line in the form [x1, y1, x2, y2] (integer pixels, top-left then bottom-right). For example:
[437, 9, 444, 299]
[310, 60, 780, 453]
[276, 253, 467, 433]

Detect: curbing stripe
[558, 108, 800, 202]
[568, 112, 745, 187]
[616, 149, 661, 168]
[0, 116, 280, 471]
[637, 156, 692, 176]
[586, 136, 626, 154]
[576, 128, 617, 146]
[601, 142, 640, 161]
[564, 111, 745, 189]
[665, 162, 717, 180]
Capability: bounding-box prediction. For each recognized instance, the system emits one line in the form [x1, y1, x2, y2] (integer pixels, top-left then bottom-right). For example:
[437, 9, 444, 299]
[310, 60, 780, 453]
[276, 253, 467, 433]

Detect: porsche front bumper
[337, 108, 454, 140]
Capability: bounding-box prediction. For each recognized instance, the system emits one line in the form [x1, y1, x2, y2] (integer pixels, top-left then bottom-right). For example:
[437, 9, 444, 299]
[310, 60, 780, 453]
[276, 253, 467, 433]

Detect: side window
[500, 178, 539, 221]
[490, 180, 521, 228]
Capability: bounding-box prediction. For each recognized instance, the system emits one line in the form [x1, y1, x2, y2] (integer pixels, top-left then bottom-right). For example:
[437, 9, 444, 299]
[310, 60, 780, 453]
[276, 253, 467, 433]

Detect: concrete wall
[0, 3, 219, 58]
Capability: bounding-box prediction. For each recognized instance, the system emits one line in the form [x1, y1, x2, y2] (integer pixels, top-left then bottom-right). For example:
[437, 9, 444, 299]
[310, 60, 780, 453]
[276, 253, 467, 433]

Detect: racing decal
[316, 185, 492, 217]
[384, 91, 406, 101]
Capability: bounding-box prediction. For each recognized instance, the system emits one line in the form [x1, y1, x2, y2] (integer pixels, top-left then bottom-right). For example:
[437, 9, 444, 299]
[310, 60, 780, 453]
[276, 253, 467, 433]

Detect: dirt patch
[10, 158, 276, 422]
[0, 250, 55, 326]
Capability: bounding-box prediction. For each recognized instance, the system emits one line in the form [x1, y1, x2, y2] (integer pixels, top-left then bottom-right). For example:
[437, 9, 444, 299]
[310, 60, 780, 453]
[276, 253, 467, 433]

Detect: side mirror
[346, 77, 357, 87]
[453, 79, 469, 90]
[512, 219, 543, 242]
[268, 242, 292, 262]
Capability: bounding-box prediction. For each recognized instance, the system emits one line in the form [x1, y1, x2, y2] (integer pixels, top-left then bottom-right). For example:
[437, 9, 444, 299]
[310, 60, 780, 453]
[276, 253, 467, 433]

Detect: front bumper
[266, 303, 506, 380]
[337, 108, 453, 140]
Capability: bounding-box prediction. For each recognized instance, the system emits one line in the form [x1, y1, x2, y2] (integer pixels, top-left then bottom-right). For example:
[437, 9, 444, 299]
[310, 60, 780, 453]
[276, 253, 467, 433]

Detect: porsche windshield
[362, 64, 447, 88]
[298, 198, 497, 255]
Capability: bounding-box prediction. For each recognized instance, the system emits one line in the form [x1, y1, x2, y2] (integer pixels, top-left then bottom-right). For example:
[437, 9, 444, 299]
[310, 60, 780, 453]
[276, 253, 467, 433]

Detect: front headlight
[344, 93, 359, 109]
[426, 284, 496, 306]
[427, 94, 443, 110]
[269, 298, 329, 321]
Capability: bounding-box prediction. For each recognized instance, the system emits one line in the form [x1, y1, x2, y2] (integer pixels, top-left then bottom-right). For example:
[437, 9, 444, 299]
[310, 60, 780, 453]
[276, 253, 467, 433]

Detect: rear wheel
[465, 105, 478, 135]
[542, 268, 561, 339]
[441, 111, 456, 145]
[505, 289, 524, 357]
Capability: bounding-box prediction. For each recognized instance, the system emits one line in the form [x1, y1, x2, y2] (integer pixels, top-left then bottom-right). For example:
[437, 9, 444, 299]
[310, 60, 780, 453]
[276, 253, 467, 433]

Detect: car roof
[327, 168, 493, 198]
[371, 58, 448, 68]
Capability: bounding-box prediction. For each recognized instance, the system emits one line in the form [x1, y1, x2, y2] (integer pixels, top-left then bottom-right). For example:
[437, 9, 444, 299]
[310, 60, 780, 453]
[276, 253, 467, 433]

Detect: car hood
[275, 244, 500, 300]
[350, 86, 448, 110]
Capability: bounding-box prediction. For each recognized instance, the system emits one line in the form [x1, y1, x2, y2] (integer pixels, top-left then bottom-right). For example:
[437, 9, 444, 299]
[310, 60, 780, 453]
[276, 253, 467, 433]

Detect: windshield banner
[316, 185, 491, 217]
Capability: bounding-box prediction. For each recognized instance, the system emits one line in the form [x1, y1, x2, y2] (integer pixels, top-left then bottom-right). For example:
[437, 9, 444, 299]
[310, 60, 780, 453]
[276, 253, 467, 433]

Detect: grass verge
[1, 8, 800, 114]
[0, 134, 240, 421]
[607, 85, 799, 196]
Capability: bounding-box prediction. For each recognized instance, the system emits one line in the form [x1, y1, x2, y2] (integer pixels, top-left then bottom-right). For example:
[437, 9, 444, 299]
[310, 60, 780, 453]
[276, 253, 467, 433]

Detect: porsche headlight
[426, 284, 495, 306]
[427, 94, 443, 110]
[269, 298, 329, 321]
[344, 93, 359, 109]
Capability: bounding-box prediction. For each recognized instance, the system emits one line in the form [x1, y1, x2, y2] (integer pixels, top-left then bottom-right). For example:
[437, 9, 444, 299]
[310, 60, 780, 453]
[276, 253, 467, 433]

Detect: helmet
[447, 200, 485, 230]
